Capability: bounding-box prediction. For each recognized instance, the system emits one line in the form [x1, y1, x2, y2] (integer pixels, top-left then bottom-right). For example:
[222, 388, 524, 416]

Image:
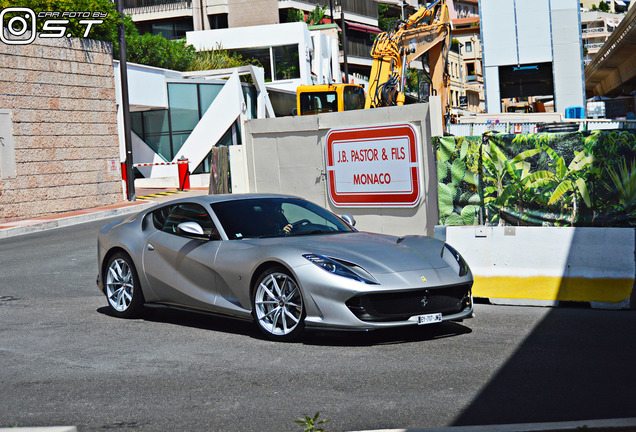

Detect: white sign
[325, 123, 421, 207]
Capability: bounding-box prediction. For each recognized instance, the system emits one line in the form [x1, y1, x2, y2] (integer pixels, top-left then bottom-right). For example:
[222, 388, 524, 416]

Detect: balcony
[465, 74, 483, 84]
[583, 27, 609, 34]
[124, 0, 192, 15]
[282, 0, 378, 20]
[585, 42, 605, 50]
[345, 36, 373, 59]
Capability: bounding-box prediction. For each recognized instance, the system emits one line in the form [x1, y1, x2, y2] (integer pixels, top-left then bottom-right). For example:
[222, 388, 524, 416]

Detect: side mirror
[177, 222, 213, 240]
[341, 214, 356, 227]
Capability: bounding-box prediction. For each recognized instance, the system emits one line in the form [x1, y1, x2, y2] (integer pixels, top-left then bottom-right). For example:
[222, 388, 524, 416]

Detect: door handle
[147, 243, 155, 251]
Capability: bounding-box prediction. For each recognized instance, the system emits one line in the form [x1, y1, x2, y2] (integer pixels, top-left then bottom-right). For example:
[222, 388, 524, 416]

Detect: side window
[160, 203, 219, 238]
[152, 205, 171, 230]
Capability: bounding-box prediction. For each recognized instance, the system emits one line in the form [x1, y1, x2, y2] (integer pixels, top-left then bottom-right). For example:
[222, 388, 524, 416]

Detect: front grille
[346, 283, 472, 322]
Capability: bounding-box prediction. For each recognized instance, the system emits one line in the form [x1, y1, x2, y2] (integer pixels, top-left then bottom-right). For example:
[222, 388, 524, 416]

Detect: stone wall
[0, 36, 122, 223]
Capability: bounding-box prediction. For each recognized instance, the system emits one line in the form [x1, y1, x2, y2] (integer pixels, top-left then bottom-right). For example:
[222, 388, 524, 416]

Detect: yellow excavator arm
[365, 0, 451, 116]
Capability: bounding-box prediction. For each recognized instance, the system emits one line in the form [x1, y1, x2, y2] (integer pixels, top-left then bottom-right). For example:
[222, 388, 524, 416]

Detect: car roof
[143, 193, 303, 211]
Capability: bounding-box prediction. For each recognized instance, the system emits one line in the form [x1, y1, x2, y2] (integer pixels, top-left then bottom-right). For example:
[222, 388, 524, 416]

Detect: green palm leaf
[548, 180, 574, 205]
[575, 177, 591, 207]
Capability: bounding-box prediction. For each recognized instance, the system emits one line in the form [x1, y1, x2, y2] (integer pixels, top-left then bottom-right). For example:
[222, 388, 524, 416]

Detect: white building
[186, 21, 340, 93]
[479, 0, 586, 115]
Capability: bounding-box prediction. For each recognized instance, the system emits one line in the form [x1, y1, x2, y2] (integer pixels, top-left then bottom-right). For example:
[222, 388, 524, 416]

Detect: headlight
[442, 243, 469, 277]
[303, 254, 378, 284]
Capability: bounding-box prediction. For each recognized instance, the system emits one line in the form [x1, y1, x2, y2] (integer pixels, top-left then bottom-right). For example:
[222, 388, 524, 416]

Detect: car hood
[244, 232, 448, 274]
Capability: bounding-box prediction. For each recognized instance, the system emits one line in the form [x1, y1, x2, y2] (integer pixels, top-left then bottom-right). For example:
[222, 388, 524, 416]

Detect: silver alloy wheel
[254, 272, 303, 336]
[106, 258, 134, 312]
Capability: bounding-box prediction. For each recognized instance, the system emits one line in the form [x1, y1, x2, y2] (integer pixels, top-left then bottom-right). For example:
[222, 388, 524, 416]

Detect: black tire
[251, 266, 305, 342]
[104, 252, 145, 318]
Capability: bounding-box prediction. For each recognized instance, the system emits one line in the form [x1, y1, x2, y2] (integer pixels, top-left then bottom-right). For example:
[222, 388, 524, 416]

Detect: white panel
[114, 62, 169, 110]
[483, 66, 501, 113]
[551, 6, 585, 112]
[480, 0, 518, 66]
[551, 6, 581, 45]
[187, 22, 309, 51]
[0, 110, 16, 180]
[516, 0, 553, 64]
[229, 145, 249, 193]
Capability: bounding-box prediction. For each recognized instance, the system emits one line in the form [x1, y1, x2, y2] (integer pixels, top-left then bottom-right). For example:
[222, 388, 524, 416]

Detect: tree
[0, 0, 197, 71]
[305, 4, 328, 25]
[0, 0, 120, 41]
[598, 1, 610, 12]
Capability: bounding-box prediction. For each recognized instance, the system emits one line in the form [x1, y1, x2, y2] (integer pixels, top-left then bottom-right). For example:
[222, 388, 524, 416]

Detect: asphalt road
[1, 218, 635, 432]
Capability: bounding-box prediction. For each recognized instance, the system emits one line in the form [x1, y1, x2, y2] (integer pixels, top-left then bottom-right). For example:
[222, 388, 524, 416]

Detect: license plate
[417, 313, 442, 325]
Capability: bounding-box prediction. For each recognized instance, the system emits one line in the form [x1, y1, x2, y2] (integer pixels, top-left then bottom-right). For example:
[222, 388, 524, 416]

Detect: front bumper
[293, 263, 474, 331]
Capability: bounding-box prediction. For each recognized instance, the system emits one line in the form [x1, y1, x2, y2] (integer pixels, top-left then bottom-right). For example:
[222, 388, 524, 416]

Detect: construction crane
[296, 0, 452, 125]
[365, 0, 452, 114]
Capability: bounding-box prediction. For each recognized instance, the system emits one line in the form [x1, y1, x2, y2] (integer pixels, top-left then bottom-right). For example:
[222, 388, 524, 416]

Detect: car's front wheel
[104, 252, 144, 318]
[252, 267, 305, 341]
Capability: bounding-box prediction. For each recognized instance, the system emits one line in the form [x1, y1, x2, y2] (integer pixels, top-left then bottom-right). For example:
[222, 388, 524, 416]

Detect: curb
[0, 202, 154, 240]
[0, 428, 77, 432]
[347, 417, 636, 432]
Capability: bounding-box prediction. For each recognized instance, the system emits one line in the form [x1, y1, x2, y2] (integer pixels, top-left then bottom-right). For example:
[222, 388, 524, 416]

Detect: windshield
[211, 197, 354, 240]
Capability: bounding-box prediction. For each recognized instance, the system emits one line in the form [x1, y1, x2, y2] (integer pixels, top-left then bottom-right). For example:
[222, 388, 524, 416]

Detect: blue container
[565, 106, 584, 119]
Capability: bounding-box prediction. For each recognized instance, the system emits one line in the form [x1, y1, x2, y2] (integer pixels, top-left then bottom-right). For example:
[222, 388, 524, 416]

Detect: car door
[142, 202, 222, 310]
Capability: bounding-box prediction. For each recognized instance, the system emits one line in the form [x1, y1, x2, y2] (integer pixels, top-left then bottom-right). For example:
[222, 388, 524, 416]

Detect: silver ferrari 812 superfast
[97, 194, 473, 341]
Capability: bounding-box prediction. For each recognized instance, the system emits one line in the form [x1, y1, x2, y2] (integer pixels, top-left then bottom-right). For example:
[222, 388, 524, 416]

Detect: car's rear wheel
[252, 267, 305, 341]
[105, 252, 144, 318]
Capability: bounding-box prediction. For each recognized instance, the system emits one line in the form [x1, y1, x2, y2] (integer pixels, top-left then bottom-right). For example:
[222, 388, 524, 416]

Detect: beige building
[124, 0, 380, 77]
[581, 11, 624, 65]
[450, 16, 484, 114]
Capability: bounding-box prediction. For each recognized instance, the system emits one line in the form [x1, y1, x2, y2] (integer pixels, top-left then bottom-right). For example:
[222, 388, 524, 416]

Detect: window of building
[140, 110, 171, 161]
[136, 18, 193, 40]
[231, 45, 300, 82]
[168, 83, 199, 159]
[131, 82, 256, 170]
[465, 41, 473, 53]
[208, 13, 228, 29]
[465, 62, 476, 76]
[231, 47, 271, 81]
[273, 45, 300, 80]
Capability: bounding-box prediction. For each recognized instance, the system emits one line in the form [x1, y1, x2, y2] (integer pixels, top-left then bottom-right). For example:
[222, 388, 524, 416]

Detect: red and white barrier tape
[133, 161, 189, 167]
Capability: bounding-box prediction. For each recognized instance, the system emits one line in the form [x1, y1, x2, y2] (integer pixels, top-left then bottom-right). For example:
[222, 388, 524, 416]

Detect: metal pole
[340, 0, 348, 82]
[116, 0, 135, 201]
[329, 0, 334, 24]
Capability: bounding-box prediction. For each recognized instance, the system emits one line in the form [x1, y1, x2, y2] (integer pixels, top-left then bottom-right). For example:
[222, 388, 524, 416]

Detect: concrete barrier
[435, 226, 636, 309]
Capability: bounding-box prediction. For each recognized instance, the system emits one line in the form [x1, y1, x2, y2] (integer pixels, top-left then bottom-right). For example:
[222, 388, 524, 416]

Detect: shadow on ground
[97, 305, 472, 346]
[452, 305, 636, 426]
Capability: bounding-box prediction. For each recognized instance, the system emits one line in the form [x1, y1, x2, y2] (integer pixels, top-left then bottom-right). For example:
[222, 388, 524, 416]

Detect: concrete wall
[436, 226, 636, 309]
[0, 37, 122, 223]
[241, 102, 443, 236]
